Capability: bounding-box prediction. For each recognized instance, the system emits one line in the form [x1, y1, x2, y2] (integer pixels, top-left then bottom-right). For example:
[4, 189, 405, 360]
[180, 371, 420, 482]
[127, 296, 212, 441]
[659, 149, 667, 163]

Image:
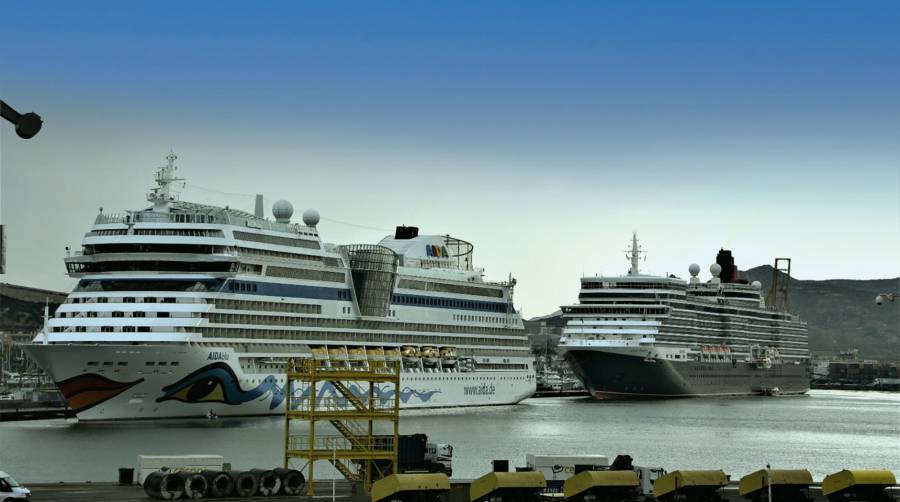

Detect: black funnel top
[394, 226, 419, 239]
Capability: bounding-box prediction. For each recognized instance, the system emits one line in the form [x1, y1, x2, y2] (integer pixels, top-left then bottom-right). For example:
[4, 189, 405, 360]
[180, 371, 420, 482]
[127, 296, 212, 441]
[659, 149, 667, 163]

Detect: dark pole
[1, 99, 42, 139]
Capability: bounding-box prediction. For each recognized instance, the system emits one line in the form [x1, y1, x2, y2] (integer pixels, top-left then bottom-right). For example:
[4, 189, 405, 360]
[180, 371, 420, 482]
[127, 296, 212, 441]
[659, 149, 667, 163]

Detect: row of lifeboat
[309, 345, 458, 367]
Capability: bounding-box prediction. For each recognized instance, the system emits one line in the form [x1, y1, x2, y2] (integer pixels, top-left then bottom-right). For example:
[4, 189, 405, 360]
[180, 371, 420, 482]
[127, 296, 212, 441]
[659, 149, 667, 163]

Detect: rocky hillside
[742, 266, 899, 360]
[0, 283, 67, 332]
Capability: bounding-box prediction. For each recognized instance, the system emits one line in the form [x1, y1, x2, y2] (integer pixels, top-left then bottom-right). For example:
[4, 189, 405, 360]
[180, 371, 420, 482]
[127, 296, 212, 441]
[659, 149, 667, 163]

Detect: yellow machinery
[371, 473, 450, 502]
[653, 470, 729, 501]
[822, 469, 897, 501]
[470, 471, 546, 502]
[738, 469, 812, 501]
[563, 470, 640, 501]
[284, 357, 401, 496]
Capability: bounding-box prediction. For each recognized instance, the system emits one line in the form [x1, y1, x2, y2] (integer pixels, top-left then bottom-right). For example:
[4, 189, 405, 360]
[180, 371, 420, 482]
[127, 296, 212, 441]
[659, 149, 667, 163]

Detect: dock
[25, 480, 869, 502]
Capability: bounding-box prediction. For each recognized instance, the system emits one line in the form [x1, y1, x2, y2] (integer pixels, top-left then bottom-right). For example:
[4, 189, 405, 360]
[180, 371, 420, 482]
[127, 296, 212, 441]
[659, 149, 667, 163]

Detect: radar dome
[689, 263, 700, 277]
[272, 199, 294, 223]
[709, 263, 722, 277]
[751, 280, 762, 290]
[302, 208, 320, 227]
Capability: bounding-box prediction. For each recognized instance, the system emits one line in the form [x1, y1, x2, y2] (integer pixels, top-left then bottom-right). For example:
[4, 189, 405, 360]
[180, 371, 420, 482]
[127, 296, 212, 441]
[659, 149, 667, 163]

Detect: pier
[25, 478, 898, 502]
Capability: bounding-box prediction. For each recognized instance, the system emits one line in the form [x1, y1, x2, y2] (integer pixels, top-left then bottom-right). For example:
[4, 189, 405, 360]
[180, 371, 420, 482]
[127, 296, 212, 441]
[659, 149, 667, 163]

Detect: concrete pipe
[231, 470, 259, 498]
[178, 472, 208, 500]
[201, 470, 234, 498]
[143, 471, 185, 500]
[274, 468, 305, 495]
[250, 469, 282, 496]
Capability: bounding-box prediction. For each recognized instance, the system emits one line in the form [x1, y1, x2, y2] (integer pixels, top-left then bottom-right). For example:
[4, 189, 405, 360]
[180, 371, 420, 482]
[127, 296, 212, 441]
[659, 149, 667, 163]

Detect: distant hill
[742, 266, 899, 360]
[0, 283, 67, 332]
[526, 268, 900, 361]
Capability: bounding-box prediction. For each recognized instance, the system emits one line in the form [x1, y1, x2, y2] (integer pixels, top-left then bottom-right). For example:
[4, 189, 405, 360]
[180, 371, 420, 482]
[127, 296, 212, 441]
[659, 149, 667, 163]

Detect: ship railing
[287, 434, 395, 453]
[95, 210, 318, 235]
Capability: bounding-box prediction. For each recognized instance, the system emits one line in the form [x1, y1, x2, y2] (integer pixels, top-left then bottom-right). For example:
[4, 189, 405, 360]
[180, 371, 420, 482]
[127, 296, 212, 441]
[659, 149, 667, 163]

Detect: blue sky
[1, 1, 898, 315]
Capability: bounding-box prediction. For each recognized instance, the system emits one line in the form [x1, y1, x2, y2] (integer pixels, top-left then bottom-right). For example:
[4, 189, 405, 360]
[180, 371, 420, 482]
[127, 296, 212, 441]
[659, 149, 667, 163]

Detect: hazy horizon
[1, 2, 898, 316]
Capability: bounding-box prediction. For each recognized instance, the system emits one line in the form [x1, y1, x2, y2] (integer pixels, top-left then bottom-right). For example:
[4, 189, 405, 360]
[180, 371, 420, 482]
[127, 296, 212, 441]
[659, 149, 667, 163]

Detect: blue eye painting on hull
[156, 362, 285, 409]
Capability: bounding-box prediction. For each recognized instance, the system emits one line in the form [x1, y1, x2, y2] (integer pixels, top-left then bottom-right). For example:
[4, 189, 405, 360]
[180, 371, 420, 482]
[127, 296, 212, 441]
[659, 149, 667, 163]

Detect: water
[1, 390, 897, 483]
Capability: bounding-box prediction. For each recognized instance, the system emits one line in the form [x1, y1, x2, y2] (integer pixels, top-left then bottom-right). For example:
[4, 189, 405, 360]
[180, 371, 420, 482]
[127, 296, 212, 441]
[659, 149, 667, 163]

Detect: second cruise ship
[25, 154, 535, 420]
[558, 234, 810, 399]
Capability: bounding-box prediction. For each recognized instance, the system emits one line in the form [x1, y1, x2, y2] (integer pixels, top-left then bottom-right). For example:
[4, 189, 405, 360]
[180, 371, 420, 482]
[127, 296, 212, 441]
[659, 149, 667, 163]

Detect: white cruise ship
[25, 154, 535, 420]
[558, 234, 810, 399]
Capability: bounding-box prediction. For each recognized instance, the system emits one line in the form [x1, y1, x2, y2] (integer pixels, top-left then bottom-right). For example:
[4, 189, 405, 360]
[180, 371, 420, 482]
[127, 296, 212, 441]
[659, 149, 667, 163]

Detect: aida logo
[425, 244, 450, 257]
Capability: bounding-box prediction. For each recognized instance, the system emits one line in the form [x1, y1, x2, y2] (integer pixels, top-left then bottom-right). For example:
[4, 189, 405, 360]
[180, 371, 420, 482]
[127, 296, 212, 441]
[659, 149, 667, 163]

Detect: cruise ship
[24, 154, 535, 420]
[558, 234, 810, 399]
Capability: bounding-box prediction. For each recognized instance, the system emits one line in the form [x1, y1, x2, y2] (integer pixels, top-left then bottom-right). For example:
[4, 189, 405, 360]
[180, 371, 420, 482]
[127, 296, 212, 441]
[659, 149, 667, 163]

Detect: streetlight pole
[0, 99, 42, 139]
[766, 463, 773, 502]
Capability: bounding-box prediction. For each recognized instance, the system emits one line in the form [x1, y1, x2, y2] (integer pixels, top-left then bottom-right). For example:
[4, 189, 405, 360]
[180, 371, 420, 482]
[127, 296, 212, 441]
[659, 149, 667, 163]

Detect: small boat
[420, 346, 439, 366]
[440, 347, 458, 366]
[401, 346, 420, 366]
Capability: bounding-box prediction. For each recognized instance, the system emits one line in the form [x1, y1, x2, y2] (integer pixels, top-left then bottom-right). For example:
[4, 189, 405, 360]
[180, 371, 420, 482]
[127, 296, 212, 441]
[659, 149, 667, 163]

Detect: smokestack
[254, 194, 264, 218]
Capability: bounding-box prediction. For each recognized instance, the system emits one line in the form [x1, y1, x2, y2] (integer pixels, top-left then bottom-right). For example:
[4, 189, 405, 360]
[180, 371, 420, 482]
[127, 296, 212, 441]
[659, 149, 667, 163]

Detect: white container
[525, 454, 609, 482]
[137, 455, 224, 484]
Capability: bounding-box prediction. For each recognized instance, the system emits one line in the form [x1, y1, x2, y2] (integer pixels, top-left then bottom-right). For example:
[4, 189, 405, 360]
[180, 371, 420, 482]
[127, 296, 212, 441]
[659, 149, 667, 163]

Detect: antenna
[625, 232, 645, 275]
[147, 152, 185, 211]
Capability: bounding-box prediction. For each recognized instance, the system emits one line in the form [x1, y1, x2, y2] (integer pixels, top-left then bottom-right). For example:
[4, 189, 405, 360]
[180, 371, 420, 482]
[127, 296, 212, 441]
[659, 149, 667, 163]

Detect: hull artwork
[27, 344, 535, 420]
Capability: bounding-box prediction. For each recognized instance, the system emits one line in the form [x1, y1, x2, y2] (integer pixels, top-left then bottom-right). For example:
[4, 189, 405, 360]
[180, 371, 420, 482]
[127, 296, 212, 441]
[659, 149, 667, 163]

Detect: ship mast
[626, 232, 643, 275]
[147, 152, 184, 212]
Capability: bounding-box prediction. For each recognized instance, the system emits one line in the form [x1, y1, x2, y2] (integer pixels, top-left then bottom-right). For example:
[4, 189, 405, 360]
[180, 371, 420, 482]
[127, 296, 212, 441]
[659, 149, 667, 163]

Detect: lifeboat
[328, 347, 348, 361]
[439, 347, 458, 366]
[310, 346, 329, 360]
[383, 347, 401, 361]
[348, 346, 367, 360]
[420, 346, 439, 366]
[366, 347, 386, 361]
[401, 346, 420, 366]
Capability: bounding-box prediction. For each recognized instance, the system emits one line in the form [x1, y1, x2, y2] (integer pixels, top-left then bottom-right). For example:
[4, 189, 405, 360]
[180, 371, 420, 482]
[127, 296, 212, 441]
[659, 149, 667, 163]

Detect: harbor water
[1, 390, 897, 483]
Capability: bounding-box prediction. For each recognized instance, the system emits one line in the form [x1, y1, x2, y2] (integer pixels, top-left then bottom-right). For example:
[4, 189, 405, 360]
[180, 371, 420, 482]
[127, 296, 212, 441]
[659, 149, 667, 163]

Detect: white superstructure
[25, 154, 535, 420]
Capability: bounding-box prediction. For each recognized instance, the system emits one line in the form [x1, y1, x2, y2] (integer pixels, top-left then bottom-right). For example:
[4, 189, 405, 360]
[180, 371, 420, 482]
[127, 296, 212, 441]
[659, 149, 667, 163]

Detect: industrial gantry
[283, 356, 401, 496]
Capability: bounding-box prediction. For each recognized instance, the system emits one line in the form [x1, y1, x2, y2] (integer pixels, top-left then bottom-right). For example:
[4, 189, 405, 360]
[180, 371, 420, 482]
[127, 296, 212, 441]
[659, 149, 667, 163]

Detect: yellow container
[738, 469, 812, 496]
[470, 471, 546, 502]
[371, 473, 450, 502]
[653, 470, 728, 498]
[822, 469, 897, 496]
[563, 470, 639, 499]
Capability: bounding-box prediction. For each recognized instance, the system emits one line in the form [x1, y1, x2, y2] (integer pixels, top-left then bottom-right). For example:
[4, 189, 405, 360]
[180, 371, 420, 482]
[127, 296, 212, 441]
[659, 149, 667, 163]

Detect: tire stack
[143, 468, 305, 499]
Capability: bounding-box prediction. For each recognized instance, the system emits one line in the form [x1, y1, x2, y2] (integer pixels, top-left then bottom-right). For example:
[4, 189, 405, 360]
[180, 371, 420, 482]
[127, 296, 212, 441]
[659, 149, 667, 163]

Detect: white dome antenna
[688, 263, 700, 284]
[710, 263, 722, 284]
[272, 200, 294, 223]
[302, 208, 320, 227]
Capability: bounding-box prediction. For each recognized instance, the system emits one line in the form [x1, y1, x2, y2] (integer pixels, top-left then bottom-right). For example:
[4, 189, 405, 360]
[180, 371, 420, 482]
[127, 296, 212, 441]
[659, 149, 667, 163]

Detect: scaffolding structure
[283, 357, 400, 496]
[765, 258, 792, 312]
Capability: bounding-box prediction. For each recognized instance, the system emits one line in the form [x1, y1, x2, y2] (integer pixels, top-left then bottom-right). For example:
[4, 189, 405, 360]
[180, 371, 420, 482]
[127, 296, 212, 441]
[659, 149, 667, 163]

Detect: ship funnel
[254, 194, 264, 218]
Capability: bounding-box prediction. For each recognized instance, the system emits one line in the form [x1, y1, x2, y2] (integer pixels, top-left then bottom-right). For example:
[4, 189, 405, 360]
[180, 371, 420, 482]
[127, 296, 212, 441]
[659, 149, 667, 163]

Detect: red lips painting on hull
[56, 374, 144, 413]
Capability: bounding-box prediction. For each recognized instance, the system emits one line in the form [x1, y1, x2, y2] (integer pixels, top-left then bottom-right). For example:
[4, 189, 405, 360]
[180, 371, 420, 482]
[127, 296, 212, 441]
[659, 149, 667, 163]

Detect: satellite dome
[302, 208, 320, 227]
[272, 199, 293, 223]
[709, 263, 722, 277]
[751, 280, 762, 290]
[689, 263, 700, 277]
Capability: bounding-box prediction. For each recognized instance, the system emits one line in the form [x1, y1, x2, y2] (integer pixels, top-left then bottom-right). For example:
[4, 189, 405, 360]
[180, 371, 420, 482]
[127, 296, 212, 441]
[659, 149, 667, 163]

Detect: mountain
[526, 267, 900, 361]
[0, 283, 67, 333]
[742, 266, 899, 360]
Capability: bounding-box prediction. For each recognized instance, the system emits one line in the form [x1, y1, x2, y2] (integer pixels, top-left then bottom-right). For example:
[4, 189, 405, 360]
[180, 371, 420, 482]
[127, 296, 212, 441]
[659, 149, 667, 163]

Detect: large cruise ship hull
[565, 349, 810, 399]
[26, 343, 535, 420]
